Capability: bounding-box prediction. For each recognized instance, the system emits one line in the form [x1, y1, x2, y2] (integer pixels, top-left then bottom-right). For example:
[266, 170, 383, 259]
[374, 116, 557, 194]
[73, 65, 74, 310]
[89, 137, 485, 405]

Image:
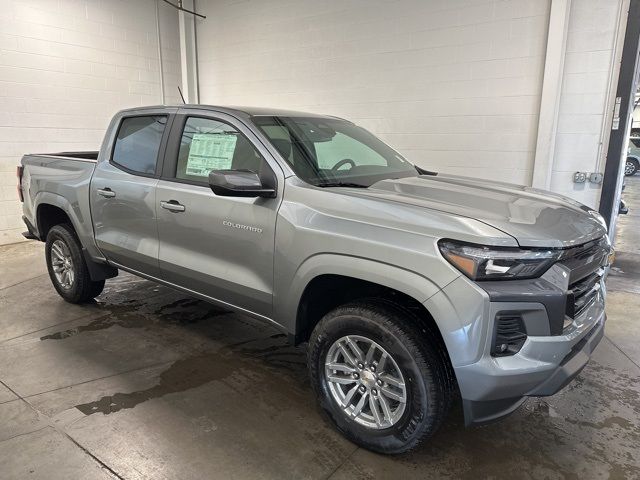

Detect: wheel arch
[37, 203, 73, 240]
[291, 258, 461, 409]
[284, 254, 444, 344]
[36, 194, 116, 281]
[35, 193, 81, 240]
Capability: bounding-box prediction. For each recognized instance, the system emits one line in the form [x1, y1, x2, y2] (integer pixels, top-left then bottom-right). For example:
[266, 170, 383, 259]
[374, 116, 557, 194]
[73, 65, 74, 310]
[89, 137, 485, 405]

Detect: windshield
[252, 116, 418, 187]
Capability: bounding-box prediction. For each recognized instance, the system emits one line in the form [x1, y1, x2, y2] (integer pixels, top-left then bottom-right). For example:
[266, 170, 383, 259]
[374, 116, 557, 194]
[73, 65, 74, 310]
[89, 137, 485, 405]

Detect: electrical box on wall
[573, 172, 588, 183]
[589, 173, 604, 184]
[573, 172, 604, 184]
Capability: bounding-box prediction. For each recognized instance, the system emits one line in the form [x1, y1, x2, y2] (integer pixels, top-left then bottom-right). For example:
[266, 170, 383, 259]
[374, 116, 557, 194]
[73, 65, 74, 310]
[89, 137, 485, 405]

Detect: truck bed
[27, 151, 99, 161]
[20, 152, 99, 250]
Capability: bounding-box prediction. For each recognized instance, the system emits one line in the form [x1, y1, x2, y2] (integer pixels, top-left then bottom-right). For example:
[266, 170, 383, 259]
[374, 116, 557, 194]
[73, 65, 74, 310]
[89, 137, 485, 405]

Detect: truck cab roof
[117, 104, 339, 120]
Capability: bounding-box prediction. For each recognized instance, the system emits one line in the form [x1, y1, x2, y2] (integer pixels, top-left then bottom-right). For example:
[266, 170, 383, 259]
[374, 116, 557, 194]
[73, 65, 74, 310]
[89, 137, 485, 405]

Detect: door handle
[160, 200, 186, 212]
[97, 188, 116, 198]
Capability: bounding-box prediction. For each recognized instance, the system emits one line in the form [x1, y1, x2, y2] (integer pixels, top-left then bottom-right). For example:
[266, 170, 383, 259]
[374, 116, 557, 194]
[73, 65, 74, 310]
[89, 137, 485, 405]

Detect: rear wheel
[625, 158, 639, 176]
[45, 224, 105, 303]
[308, 299, 453, 454]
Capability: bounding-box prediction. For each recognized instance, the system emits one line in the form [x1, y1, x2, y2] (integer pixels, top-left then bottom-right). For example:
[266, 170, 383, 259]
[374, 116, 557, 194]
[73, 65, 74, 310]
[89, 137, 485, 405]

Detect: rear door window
[112, 115, 167, 175]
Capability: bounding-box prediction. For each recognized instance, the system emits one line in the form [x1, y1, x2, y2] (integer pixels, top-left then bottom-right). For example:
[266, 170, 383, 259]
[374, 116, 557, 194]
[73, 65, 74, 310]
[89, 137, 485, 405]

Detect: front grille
[559, 236, 608, 322]
[567, 269, 602, 318]
[566, 270, 603, 319]
[559, 236, 610, 282]
[492, 314, 527, 356]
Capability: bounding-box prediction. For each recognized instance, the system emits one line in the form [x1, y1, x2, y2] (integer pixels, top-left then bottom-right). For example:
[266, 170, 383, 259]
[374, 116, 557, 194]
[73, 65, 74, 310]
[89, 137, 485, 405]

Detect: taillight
[17, 165, 24, 202]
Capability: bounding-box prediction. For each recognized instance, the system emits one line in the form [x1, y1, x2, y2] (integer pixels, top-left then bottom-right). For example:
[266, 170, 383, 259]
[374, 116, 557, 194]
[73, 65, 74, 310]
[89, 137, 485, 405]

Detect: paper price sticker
[186, 133, 238, 176]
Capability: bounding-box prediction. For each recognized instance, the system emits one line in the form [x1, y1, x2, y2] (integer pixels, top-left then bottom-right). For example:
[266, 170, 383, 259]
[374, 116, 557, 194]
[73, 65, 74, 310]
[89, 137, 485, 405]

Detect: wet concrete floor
[0, 177, 639, 479]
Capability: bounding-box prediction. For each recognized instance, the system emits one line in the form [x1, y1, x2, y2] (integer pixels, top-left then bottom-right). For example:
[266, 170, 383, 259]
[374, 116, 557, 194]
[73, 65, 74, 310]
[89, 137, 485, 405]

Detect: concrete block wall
[196, 0, 550, 185]
[0, 0, 626, 246]
[158, 1, 183, 105]
[550, 0, 623, 208]
[0, 0, 180, 245]
[196, 0, 625, 210]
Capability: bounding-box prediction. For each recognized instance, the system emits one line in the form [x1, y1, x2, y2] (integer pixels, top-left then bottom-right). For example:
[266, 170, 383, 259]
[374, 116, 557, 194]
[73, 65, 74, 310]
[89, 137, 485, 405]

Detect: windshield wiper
[316, 182, 369, 188]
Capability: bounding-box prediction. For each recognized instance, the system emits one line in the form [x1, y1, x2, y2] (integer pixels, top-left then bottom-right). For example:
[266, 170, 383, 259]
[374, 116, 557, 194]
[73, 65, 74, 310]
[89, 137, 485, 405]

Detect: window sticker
[185, 132, 238, 177]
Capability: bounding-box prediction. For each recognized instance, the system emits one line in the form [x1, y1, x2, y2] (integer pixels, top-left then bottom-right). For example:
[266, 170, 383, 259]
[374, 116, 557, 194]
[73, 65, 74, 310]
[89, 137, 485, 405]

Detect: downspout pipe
[155, 0, 166, 104]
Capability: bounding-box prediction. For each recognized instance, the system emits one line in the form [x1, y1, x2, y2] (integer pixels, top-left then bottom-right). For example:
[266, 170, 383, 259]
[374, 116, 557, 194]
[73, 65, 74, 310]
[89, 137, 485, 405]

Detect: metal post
[178, 0, 199, 103]
[531, 0, 571, 190]
[599, 0, 640, 235]
[155, 0, 166, 104]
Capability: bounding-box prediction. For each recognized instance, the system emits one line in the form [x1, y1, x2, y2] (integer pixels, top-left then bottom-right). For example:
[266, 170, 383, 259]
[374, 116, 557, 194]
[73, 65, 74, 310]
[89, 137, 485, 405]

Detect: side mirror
[208, 169, 276, 198]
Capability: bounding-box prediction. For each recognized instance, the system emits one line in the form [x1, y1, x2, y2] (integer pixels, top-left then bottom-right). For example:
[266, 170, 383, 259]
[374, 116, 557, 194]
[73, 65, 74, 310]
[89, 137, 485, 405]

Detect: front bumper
[460, 313, 605, 425]
[424, 258, 608, 426]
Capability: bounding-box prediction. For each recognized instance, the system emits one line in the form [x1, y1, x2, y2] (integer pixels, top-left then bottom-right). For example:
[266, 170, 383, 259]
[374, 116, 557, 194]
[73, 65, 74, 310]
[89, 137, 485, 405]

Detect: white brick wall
[196, 0, 550, 185]
[550, 0, 622, 208]
[0, 0, 180, 245]
[0, 0, 625, 246]
[196, 0, 625, 210]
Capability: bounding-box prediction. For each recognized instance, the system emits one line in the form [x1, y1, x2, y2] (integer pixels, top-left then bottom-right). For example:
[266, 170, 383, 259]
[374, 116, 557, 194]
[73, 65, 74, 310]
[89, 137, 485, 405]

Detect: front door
[156, 111, 283, 317]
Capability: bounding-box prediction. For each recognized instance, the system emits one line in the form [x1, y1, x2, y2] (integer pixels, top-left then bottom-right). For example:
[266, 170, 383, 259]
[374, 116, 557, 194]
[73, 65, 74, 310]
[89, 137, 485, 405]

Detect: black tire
[308, 299, 453, 454]
[625, 158, 639, 176]
[45, 224, 105, 303]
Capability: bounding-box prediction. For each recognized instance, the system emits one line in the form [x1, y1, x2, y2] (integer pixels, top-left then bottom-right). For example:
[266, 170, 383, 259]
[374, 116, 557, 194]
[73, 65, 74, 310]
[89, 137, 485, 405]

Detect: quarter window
[112, 116, 167, 175]
[176, 117, 265, 182]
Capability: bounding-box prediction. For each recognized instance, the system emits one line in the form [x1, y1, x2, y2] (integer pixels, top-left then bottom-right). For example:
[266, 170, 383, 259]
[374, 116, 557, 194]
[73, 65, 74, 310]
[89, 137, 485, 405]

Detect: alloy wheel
[625, 160, 636, 175]
[50, 239, 75, 289]
[324, 335, 407, 429]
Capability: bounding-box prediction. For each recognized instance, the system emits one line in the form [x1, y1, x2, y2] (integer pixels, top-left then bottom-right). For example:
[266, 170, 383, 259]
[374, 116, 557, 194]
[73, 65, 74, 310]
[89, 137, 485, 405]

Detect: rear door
[91, 109, 175, 276]
[155, 109, 284, 317]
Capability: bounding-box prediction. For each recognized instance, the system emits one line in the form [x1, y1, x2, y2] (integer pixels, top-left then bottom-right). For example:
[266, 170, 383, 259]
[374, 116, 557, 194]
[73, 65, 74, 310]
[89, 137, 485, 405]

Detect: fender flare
[34, 192, 83, 237]
[278, 253, 444, 335]
[34, 193, 117, 281]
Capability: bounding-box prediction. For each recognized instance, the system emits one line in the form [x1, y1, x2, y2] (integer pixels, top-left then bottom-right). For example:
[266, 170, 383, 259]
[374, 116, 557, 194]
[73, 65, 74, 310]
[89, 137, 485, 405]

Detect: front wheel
[45, 224, 105, 303]
[308, 300, 453, 454]
[625, 158, 639, 176]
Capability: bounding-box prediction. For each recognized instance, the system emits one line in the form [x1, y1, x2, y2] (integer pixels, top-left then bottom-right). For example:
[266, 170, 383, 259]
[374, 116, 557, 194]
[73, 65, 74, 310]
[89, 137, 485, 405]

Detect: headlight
[438, 240, 561, 281]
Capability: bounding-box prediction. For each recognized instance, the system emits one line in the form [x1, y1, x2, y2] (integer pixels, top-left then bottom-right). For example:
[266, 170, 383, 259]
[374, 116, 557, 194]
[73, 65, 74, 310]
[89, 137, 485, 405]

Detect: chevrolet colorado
[18, 105, 610, 454]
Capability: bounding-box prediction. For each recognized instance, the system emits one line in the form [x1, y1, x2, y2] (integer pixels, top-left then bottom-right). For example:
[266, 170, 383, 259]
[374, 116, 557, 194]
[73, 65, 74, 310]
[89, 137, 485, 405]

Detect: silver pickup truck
[18, 105, 611, 454]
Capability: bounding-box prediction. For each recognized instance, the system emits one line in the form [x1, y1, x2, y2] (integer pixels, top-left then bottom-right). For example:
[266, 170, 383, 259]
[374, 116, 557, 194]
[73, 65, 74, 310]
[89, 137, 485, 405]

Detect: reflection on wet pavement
[74, 333, 301, 417]
[1, 267, 635, 479]
[40, 297, 231, 341]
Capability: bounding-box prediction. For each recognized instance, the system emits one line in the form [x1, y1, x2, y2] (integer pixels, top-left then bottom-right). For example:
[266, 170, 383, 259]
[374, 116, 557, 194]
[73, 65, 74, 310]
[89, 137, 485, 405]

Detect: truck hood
[349, 174, 607, 248]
